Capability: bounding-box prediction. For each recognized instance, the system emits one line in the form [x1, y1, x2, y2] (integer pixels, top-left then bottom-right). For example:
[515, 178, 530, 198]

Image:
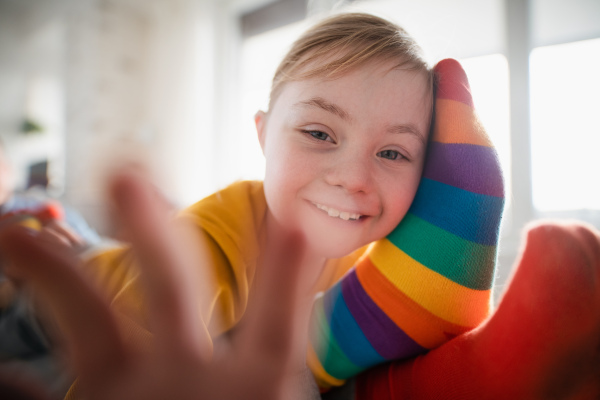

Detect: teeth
[314, 203, 361, 221]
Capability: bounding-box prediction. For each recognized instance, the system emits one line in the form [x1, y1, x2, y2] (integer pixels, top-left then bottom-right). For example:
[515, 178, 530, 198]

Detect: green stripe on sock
[387, 213, 496, 290]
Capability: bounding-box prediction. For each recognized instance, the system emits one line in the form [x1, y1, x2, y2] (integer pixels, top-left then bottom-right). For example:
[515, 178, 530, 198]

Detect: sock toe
[434, 58, 474, 107]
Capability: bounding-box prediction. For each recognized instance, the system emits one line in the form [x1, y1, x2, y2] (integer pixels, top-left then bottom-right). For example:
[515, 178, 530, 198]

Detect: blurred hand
[38, 219, 85, 249]
[0, 171, 308, 400]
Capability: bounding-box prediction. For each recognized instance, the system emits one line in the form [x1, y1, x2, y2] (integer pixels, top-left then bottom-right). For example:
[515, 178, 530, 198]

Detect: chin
[305, 234, 366, 259]
[297, 215, 372, 259]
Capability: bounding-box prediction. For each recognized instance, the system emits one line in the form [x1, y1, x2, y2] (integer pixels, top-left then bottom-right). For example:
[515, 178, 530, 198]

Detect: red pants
[356, 221, 600, 400]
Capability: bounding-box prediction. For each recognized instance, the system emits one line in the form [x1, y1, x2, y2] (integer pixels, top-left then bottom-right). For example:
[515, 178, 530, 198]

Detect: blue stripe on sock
[327, 282, 387, 369]
[409, 178, 504, 246]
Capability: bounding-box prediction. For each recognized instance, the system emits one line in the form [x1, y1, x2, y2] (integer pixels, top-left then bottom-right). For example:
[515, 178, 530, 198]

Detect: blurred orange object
[0, 202, 64, 231]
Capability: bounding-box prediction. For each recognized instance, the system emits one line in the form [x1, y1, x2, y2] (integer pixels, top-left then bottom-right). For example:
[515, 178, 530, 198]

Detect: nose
[323, 148, 374, 194]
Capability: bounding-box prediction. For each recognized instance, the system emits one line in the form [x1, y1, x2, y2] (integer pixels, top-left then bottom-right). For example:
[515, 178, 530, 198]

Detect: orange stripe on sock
[432, 99, 493, 147]
[356, 257, 472, 349]
[368, 239, 493, 327]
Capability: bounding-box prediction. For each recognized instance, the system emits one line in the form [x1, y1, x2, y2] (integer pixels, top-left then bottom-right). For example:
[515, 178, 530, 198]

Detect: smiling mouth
[312, 202, 363, 221]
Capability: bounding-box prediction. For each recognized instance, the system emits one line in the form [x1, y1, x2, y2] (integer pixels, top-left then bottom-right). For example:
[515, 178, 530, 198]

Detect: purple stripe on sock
[423, 142, 504, 198]
[341, 269, 427, 360]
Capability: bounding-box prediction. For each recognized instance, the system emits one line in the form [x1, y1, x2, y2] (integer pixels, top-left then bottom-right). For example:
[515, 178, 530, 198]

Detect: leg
[357, 221, 600, 400]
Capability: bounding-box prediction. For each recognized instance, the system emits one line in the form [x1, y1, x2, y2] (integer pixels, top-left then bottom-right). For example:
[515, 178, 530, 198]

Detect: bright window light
[530, 38, 600, 211]
[459, 54, 511, 208]
[239, 20, 310, 181]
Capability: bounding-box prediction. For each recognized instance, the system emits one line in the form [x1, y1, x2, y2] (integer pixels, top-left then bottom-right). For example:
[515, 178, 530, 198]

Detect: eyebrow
[295, 97, 351, 121]
[387, 124, 427, 145]
[295, 96, 426, 144]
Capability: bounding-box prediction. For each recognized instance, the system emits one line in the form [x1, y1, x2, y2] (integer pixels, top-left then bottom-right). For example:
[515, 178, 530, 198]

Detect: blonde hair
[268, 13, 433, 111]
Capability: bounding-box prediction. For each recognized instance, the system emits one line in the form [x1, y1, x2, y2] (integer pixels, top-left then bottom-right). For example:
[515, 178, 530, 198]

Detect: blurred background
[0, 0, 599, 298]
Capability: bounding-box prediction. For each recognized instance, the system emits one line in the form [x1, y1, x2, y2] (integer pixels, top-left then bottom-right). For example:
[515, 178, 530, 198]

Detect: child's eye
[303, 130, 333, 142]
[377, 149, 405, 161]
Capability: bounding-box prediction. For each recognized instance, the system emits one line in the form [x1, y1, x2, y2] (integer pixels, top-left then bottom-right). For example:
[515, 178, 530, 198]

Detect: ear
[255, 110, 267, 154]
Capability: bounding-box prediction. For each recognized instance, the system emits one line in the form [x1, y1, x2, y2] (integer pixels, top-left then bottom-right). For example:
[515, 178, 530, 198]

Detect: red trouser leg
[356, 221, 600, 400]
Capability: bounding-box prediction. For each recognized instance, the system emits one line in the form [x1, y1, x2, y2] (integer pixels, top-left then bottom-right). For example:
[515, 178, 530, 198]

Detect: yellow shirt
[85, 180, 361, 332]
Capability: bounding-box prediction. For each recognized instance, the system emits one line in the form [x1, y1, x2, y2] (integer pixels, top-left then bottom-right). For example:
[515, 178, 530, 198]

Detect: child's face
[256, 60, 432, 258]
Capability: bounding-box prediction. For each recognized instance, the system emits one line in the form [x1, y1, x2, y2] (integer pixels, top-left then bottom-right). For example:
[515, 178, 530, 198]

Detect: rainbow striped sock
[308, 58, 505, 388]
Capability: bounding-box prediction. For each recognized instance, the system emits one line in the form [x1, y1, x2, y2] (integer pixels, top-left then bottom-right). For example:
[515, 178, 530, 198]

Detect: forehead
[272, 60, 432, 133]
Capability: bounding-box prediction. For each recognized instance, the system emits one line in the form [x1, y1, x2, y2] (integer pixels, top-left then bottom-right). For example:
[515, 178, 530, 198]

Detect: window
[460, 54, 511, 212]
[238, 20, 310, 181]
[530, 38, 600, 212]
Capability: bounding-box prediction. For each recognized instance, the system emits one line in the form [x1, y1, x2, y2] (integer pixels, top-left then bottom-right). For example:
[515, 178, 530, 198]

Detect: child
[73, 11, 504, 397]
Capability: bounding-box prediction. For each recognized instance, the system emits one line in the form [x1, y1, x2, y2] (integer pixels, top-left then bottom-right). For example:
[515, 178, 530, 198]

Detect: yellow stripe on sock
[307, 342, 346, 388]
[356, 257, 472, 349]
[432, 99, 494, 147]
[369, 239, 492, 327]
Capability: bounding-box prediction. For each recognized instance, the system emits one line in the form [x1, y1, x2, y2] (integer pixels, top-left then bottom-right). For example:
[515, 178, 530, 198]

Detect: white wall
[0, 0, 233, 234]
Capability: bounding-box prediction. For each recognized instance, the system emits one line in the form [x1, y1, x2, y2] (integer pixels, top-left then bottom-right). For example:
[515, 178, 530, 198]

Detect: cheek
[265, 150, 302, 194]
[263, 142, 313, 220]
[380, 170, 423, 232]
[264, 133, 320, 190]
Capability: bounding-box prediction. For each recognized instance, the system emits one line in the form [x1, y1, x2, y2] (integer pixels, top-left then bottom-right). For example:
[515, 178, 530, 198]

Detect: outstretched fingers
[239, 231, 307, 376]
[0, 226, 126, 381]
[109, 172, 211, 360]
